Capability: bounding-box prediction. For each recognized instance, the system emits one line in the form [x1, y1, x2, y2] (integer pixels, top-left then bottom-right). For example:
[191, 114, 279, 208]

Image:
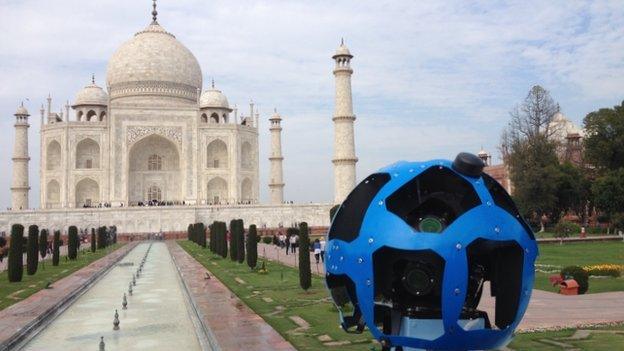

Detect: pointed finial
[274, 108, 277, 113]
[91, 74, 95, 84]
[152, 0, 158, 23]
[341, 37, 344, 46]
[20, 101, 24, 107]
[211, 78, 215, 89]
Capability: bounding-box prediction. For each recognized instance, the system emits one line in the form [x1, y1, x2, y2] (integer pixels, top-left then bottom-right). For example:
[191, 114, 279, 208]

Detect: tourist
[285, 234, 291, 255]
[290, 233, 298, 254]
[313, 239, 321, 264]
[279, 233, 286, 248]
[319, 237, 326, 263]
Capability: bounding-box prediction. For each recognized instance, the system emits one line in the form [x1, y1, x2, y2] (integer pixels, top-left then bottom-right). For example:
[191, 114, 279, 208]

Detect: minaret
[11, 103, 31, 210]
[269, 109, 285, 204]
[332, 39, 358, 204]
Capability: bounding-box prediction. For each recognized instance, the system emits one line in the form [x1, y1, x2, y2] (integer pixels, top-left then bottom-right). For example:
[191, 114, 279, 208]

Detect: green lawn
[0, 244, 124, 311]
[178, 241, 378, 351]
[534, 241, 624, 293]
[508, 323, 624, 351]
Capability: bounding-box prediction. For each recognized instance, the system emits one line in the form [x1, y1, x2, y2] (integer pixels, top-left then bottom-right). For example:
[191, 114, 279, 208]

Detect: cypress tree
[68, 226, 78, 260]
[52, 230, 60, 266]
[247, 224, 258, 269]
[198, 223, 206, 248]
[229, 220, 238, 261]
[90, 228, 96, 252]
[237, 219, 245, 264]
[111, 226, 117, 244]
[97, 226, 106, 249]
[209, 222, 215, 253]
[187, 223, 193, 241]
[26, 225, 39, 275]
[8, 224, 24, 282]
[298, 222, 311, 291]
[39, 229, 48, 262]
[220, 222, 228, 259]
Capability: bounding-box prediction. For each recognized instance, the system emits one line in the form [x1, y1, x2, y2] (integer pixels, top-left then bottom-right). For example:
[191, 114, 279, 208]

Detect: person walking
[290, 234, 298, 254]
[319, 237, 326, 263]
[313, 239, 321, 264]
[285, 234, 291, 255]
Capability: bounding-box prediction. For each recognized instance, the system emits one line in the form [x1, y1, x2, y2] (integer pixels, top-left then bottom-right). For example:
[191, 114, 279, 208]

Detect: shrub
[197, 223, 206, 248]
[583, 264, 623, 277]
[219, 221, 228, 259]
[298, 222, 311, 290]
[187, 224, 193, 242]
[68, 226, 78, 260]
[39, 229, 48, 261]
[97, 226, 107, 249]
[247, 224, 258, 269]
[8, 224, 25, 282]
[236, 219, 245, 264]
[262, 236, 272, 244]
[26, 225, 39, 275]
[554, 220, 581, 238]
[561, 265, 589, 294]
[91, 228, 96, 253]
[52, 230, 60, 266]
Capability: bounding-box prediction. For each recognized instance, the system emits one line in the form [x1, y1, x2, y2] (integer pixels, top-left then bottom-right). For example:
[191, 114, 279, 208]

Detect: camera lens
[418, 216, 444, 233]
[402, 263, 435, 296]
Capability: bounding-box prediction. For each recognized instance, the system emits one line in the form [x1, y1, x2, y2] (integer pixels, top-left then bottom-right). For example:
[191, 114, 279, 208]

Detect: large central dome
[106, 22, 202, 102]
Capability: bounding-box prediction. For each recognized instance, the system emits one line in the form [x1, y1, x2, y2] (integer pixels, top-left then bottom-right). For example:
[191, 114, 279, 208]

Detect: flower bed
[583, 264, 624, 277]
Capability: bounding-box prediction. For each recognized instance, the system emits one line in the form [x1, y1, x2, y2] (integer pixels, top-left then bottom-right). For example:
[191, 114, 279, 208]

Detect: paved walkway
[257, 243, 624, 331]
[0, 243, 136, 351]
[168, 241, 295, 351]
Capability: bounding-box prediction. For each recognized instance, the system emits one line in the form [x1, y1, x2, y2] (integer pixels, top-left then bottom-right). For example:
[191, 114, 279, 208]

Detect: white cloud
[0, 0, 623, 209]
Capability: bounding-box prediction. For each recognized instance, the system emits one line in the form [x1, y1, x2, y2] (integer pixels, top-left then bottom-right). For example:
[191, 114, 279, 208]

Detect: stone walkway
[168, 241, 296, 351]
[257, 243, 624, 332]
[0, 243, 136, 351]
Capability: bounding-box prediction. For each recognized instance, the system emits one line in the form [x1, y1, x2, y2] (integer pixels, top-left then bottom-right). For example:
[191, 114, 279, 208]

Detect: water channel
[21, 242, 210, 350]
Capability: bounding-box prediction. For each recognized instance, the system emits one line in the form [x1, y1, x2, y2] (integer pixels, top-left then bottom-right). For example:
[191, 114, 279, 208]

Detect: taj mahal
[1, 2, 358, 233]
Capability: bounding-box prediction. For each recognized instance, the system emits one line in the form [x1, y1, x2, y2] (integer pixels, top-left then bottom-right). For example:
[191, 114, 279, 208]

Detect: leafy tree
[501, 86, 562, 230]
[592, 168, 624, 230]
[52, 230, 60, 266]
[39, 229, 48, 262]
[91, 228, 96, 253]
[298, 222, 311, 290]
[26, 225, 39, 275]
[8, 224, 24, 282]
[554, 162, 591, 224]
[583, 101, 624, 171]
[68, 226, 78, 260]
[246, 224, 258, 269]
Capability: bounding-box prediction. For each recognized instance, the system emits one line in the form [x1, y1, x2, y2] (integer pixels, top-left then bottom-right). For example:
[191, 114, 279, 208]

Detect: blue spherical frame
[325, 159, 538, 350]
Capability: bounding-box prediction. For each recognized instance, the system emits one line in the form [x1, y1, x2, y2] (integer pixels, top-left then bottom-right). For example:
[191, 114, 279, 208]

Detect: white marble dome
[74, 82, 108, 106]
[15, 105, 29, 115]
[333, 43, 352, 58]
[106, 23, 202, 99]
[200, 88, 231, 110]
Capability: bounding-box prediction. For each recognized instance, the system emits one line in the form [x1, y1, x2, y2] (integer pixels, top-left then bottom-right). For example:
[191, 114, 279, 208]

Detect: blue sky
[0, 0, 623, 209]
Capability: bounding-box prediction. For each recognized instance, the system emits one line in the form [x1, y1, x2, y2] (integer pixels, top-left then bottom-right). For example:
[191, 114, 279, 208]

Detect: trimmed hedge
[91, 228, 96, 253]
[236, 219, 245, 264]
[561, 265, 589, 294]
[229, 220, 238, 261]
[68, 226, 78, 260]
[298, 222, 311, 290]
[8, 224, 24, 282]
[26, 225, 39, 275]
[52, 230, 60, 266]
[97, 226, 107, 249]
[247, 224, 258, 269]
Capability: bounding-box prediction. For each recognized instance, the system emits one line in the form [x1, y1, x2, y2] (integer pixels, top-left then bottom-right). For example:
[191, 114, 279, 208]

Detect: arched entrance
[207, 177, 228, 204]
[75, 178, 99, 207]
[128, 134, 180, 204]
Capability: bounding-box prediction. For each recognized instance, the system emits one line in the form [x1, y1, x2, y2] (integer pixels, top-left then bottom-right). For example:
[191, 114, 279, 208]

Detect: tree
[91, 228, 96, 253]
[39, 229, 48, 263]
[219, 222, 228, 258]
[236, 219, 245, 264]
[52, 230, 60, 266]
[583, 101, 624, 172]
[68, 226, 78, 260]
[501, 86, 562, 230]
[97, 226, 107, 250]
[197, 223, 206, 248]
[298, 222, 312, 291]
[8, 224, 24, 282]
[187, 223, 193, 242]
[247, 224, 258, 269]
[229, 220, 238, 261]
[554, 162, 591, 224]
[26, 225, 39, 275]
[592, 168, 624, 231]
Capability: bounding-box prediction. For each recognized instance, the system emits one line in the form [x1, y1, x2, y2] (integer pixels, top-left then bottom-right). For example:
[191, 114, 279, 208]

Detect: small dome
[74, 81, 109, 106]
[15, 105, 29, 115]
[106, 23, 202, 101]
[333, 40, 353, 58]
[477, 149, 488, 157]
[200, 87, 230, 110]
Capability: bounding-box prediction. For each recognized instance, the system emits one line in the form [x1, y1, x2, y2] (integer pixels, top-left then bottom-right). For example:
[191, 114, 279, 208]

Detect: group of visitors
[274, 232, 326, 264]
[277, 233, 300, 255]
[312, 237, 326, 264]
